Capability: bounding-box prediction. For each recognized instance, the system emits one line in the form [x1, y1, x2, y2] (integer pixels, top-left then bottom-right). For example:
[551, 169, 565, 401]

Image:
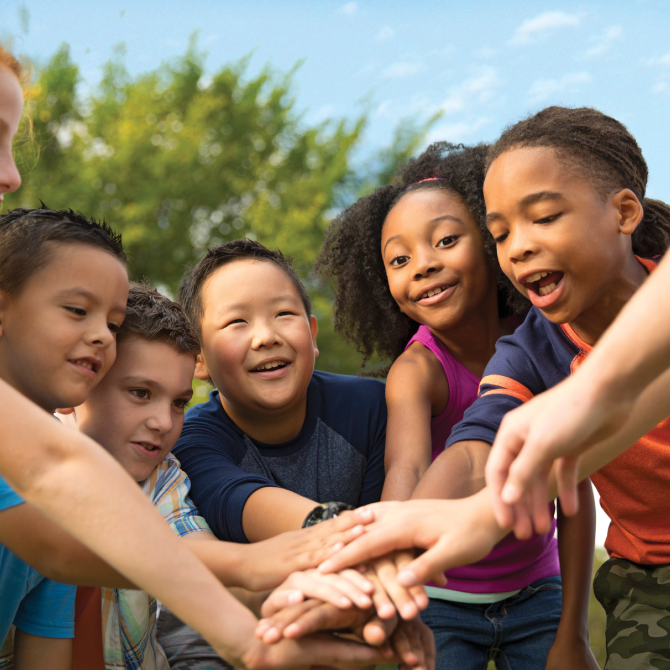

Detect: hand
[363, 551, 428, 620]
[545, 634, 600, 670]
[260, 568, 375, 620]
[390, 617, 436, 670]
[242, 509, 374, 591]
[485, 377, 629, 538]
[319, 494, 502, 588]
[255, 597, 397, 647]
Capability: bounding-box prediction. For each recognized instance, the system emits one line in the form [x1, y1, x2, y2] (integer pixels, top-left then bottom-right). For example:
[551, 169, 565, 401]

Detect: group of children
[2, 40, 670, 670]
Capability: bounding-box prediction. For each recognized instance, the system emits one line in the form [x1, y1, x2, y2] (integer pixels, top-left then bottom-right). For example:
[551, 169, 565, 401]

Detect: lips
[69, 357, 102, 377]
[251, 360, 289, 372]
[132, 441, 163, 458]
[521, 271, 564, 297]
[415, 283, 457, 305]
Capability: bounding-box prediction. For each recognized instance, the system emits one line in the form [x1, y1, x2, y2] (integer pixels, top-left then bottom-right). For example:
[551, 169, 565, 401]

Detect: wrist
[302, 501, 353, 528]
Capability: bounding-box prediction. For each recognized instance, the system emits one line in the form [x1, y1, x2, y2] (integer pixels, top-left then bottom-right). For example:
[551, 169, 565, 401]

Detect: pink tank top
[406, 325, 559, 593]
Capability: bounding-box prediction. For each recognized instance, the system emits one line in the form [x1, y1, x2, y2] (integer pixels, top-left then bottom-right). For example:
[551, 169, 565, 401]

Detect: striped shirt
[101, 453, 211, 670]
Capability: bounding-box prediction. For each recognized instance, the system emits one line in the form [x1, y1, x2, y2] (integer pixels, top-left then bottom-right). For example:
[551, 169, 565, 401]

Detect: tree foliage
[7, 41, 431, 375]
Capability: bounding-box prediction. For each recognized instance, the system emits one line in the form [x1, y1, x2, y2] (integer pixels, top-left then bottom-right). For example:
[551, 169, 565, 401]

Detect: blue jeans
[420, 575, 563, 670]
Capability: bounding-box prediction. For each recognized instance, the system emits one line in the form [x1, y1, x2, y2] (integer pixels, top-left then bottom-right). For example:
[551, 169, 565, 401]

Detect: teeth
[421, 287, 446, 299]
[254, 361, 285, 371]
[141, 443, 158, 451]
[539, 282, 557, 296]
[75, 360, 94, 370]
[525, 271, 549, 284]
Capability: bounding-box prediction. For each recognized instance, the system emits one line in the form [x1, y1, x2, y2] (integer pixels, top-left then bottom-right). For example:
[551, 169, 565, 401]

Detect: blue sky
[4, 0, 669, 544]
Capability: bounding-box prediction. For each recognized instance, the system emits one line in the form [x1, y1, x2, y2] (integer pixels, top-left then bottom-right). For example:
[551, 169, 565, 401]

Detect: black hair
[487, 106, 670, 260]
[0, 207, 126, 297]
[315, 142, 522, 373]
[178, 238, 312, 339]
[118, 282, 200, 359]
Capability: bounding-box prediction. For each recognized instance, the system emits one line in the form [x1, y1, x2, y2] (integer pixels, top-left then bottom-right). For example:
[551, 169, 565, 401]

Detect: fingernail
[287, 590, 303, 604]
[284, 624, 299, 637]
[397, 569, 418, 587]
[379, 603, 396, 619]
[501, 483, 519, 504]
[318, 560, 332, 573]
[328, 542, 344, 555]
[356, 595, 372, 608]
[401, 603, 417, 619]
[339, 596, 352, 607]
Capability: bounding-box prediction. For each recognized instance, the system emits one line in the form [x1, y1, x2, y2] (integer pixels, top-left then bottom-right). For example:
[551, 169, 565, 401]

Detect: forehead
[201, 258, 304, 314]
[382, 189, 476, 239]
[110, 337, 195, 382]
[0, 66, 23, 133]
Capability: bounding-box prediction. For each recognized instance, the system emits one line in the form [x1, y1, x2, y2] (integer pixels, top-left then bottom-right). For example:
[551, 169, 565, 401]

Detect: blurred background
[4, 2, 670, 664]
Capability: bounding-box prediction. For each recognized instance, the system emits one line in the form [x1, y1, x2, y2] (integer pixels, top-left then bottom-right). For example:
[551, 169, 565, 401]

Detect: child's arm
[13, 630, 72, 670]
[381, 346, 448, 502]
[546, 480, 600, 670]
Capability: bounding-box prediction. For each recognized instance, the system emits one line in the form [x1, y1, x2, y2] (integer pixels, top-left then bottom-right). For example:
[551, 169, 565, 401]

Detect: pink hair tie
[406, 177, 443, 190]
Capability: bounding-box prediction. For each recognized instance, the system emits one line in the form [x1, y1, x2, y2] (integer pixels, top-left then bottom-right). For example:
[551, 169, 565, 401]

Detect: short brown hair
[0, 43, 26, 86]
[178, 238, 312, 338]
[119, 282, 200, 359]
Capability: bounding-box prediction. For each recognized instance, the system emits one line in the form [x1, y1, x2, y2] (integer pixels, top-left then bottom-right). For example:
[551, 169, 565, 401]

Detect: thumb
[396, 536, 453, 587]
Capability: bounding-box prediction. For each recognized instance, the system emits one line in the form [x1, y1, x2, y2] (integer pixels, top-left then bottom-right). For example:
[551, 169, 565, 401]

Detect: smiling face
[381, 189, 496, 334]
[75, 337, 195, 482]
[0, 64, 23, 202]
[484, 146, 644, 335]
[195, 258, 318, 424]
[0, 243, 129, 412]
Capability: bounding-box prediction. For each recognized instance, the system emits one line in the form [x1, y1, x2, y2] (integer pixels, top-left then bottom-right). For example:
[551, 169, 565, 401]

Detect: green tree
[8, 40, 431, 375]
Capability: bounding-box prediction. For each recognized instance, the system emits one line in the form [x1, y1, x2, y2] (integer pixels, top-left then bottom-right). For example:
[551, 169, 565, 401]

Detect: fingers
[369, 555, 420, 620]
[360, 613, 397, 646]
[395, 551, 429, 611]
[391, 618, 435, 670]
[256, 599, 321, 644]
[260, 589, 305, 618]
[363, 565, 397, 620]
[396, 537, 452, 587]
[529, 478, 552, 536]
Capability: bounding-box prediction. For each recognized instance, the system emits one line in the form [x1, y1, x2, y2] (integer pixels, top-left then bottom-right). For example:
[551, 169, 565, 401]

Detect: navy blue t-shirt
[173, 370, 387, 543]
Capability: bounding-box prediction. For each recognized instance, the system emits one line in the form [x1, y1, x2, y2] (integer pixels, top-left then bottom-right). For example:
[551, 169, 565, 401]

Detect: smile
[251, 360, 289, 372]
[69, 357, 101, 376]
[521, 271, 564, 297]
[132, 441, 163, 457]
[415, 283, 457, 305]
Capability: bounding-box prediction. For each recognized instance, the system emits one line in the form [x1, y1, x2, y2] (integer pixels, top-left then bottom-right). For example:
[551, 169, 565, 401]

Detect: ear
[613, 188, 644, 236]
[310, 315, 319, 359]
[194, 352, 211, 381]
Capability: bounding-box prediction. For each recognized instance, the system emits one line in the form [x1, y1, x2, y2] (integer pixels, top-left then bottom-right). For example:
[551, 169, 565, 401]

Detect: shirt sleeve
[14, 577, 76, 638]
[0, 475, 24, 512]
[447, 331, 548, 448]
[149, 456, 213, 538]
[173, 419, 279, 543]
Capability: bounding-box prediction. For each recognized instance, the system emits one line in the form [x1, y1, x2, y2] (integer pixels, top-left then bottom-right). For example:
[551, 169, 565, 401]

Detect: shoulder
[311, 369, 386, 405]
[386, 344, 447, 404]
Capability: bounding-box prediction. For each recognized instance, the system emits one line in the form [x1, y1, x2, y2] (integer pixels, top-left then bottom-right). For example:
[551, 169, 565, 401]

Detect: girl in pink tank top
[316, 142, 598, 670]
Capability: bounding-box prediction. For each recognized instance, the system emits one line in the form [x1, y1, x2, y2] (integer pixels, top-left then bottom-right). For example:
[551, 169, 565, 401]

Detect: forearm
[14, 631, 72, 670]
[555, 480, 595, 640]
[411, 441, 489, 500]
[381, 465, 423, 502]
[242, 487, 316, 541]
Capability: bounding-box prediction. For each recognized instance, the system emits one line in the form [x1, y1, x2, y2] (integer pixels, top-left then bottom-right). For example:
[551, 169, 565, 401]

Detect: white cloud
[584, 25, 622, 58]
[440, 67, 499, 114]
[377, 25, 395, 41]
[528, 72, 592, 103]
[340, 2, 358, 16]
[649, 52, 670, 67]
[427, 117, 491, 144]
[382, 61, 423, 79]
[510, 11, 580, 45]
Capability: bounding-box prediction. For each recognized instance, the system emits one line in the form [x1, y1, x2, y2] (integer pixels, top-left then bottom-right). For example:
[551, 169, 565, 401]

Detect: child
[0, 206, 391, 670]
[325, 107, 670, 669]
[315, 141, 598, 669]
[159, 239, 426, 667]
[68, 283, 397, 669]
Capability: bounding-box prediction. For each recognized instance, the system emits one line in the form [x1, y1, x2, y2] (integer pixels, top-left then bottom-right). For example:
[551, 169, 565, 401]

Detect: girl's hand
[243, 510, 374, 591]
[319, 493, 502, 587]
[363, 551, 429, 620]
[545, 634, 600, 670]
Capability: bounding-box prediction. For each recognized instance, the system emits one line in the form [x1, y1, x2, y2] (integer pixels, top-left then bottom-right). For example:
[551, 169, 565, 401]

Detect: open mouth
[522, 271, 564, 297]
[70, 358, 101, 374]
[133, 441, 162, 456]
[251, 360, 289, 373]
[416, 284, 456, 304]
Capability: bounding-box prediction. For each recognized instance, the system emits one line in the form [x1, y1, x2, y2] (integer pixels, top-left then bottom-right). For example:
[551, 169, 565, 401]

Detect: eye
[276, 310, 295, 317]
[66, 306, 87, 317]
[130, 389, 150, 400]
[108, 322, 120, 334]
[436, 235, 458, 248]
[389, 255, 410, 267]
[535, 213, 561, 224]
[494, 233, 508, 244]
[224, 318, 246, 327]
[173, 398, 189, 410]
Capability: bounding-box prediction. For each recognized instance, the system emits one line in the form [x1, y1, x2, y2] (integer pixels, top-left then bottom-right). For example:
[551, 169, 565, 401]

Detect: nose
[507, 226, 538, 264]
[87, 315, 116, 349]
[0, 147, 21, 196]
[251, 319, 282, 350]
[146, 403, 173, 434]
[411, 246, 443, 280]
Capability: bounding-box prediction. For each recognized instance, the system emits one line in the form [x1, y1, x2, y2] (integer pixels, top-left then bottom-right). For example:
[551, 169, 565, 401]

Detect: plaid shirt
[101, 453, 212, 670]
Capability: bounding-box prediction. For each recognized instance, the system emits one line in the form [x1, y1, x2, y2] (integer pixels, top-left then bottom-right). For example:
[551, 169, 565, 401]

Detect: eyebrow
[56, 287, 127, 314]
[216, 294, 302, 313]
[486, 191, 565, 225]
[382, 215, 465, 254]
[121, 375, 193, 398]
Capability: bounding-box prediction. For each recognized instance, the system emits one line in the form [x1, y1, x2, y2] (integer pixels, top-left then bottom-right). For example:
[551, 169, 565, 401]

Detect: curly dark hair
[315, 142, 521, 373]
[118, 282, 200, 359]
[487, 106, 670, 259]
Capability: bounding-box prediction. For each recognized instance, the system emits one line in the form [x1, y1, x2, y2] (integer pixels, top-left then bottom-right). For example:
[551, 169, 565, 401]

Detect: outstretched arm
[486, 251, 670, 527]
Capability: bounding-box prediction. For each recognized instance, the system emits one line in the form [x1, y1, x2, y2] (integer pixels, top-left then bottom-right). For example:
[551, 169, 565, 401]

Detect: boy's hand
[363, 551, 428, 620]
[390, 617, 436, 670]
[319, 494, 502, 587]
[260, 568, 375, 619]
[242, 510, 374, 592]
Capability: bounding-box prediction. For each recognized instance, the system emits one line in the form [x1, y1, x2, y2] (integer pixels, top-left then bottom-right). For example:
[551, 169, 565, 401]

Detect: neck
[569, 254, 648, 346]
[429, 289, 504, 378]
[219, 393, 308, 444]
